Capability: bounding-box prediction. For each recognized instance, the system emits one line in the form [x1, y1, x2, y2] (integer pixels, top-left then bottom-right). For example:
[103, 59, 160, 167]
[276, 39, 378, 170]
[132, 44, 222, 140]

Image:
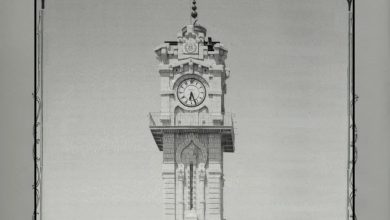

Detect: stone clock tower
[149, 2, 234, 220]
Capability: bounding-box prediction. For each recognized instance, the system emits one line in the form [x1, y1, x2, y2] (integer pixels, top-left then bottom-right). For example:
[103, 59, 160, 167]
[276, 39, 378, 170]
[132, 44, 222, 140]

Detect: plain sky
[40, 0, 349, 219]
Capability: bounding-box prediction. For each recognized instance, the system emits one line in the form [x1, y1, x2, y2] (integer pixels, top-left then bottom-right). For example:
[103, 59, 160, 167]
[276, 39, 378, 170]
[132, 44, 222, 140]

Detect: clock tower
[149, 2, 235, 220]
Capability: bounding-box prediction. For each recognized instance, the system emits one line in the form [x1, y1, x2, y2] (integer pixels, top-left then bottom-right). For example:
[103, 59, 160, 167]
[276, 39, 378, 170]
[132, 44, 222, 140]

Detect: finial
[191, 0, 198, 22]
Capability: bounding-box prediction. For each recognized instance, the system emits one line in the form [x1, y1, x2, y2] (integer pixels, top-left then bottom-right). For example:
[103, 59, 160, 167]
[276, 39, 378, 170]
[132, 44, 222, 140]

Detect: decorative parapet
[155, 24, 228, 68]
[149, 112, 233, 127]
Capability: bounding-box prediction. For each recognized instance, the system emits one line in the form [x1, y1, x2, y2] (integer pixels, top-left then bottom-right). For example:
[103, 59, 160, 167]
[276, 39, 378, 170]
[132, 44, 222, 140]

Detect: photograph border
[32, 0, 357, 219]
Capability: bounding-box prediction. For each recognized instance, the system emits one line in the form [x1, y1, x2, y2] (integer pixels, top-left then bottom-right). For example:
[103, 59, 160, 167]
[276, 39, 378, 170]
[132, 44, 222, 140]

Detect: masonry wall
[161, 132, 224, 220]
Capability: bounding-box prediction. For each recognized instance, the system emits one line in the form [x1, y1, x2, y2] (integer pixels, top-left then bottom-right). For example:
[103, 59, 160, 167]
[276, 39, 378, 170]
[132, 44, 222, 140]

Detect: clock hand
[189, 92, 196, 104]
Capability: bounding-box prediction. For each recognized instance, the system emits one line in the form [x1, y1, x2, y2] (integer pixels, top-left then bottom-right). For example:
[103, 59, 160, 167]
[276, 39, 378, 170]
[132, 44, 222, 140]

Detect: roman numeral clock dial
[177, 78, 206, 107]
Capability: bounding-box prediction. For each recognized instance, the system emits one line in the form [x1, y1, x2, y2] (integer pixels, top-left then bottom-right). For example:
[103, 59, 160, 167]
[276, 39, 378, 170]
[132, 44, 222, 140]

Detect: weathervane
[191, 0, 198, 24]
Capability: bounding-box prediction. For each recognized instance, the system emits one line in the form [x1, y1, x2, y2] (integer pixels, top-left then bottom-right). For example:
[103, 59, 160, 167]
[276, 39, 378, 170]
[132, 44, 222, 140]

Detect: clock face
[177, 78, 206, 107]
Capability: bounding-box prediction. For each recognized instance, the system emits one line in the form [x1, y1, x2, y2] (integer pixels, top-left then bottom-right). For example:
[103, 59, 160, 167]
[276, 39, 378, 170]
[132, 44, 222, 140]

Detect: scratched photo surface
[41, 0, 348, 219]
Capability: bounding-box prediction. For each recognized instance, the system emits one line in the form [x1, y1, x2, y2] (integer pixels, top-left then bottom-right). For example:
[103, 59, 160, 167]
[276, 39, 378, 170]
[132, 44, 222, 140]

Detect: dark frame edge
[352, 0, 356, 219]
[31, 1, 357, 220]
[34, 1, 45, 220]
[33, 0, 37, 219]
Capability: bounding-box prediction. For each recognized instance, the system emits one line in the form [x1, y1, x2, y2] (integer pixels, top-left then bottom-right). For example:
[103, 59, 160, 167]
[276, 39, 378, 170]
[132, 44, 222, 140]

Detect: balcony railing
[149, 112, 234, 127]
[149, 112, 235, 152]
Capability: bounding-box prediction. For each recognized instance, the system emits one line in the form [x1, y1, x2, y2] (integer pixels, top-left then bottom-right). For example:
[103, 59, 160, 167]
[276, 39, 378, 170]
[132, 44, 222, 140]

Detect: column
[162, 163, 175, 220]
[197, 163, 206, 220]
[206, 164, 222, 220]
[206, 133, 223, 220]
[163, 134, 175, 220]
[184, 165, 191, 212]
[176, 164, 185, 220]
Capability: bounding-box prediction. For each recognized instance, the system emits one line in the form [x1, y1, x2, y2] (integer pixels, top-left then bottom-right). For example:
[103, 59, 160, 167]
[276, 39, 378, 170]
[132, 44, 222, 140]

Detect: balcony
[149, 112, 235, 152]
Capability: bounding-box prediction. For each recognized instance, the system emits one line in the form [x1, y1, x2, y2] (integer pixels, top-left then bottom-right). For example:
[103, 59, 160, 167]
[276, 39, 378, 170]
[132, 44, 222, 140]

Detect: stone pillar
[176, 164, 185, 220]
[162, 164, 175, 220]
[163, 133, 176, 220]
[205, 133, 223, 220]
[184, 165, 190, 212]
[206, 164, 222, 220]
[197, 163, 206, 220]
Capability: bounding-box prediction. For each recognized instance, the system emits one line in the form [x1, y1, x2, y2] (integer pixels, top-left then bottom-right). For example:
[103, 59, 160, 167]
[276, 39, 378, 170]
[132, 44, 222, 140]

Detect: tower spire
[191, 0, 198, 24]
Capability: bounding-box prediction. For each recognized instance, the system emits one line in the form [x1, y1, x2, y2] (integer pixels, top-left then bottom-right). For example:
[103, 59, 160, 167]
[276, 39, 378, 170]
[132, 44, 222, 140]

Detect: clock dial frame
[177, 78, 206, 107]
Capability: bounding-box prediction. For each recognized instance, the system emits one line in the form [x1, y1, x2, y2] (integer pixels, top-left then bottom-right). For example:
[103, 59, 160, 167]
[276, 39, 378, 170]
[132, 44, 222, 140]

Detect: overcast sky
[42, 0, 349, 219]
